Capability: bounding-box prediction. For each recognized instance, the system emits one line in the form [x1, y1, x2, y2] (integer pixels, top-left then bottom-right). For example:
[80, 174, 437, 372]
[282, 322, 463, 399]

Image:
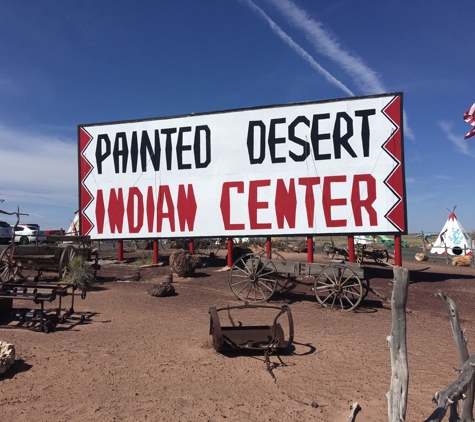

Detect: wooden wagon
[0, 235, 96, 282]
[354, 242, 389, 264]
[228, 253, 369, 312]
[321, 241, 389, 265]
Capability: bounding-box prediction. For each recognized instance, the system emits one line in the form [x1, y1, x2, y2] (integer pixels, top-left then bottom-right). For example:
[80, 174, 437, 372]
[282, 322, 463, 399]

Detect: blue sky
[0, 0, 474, 234]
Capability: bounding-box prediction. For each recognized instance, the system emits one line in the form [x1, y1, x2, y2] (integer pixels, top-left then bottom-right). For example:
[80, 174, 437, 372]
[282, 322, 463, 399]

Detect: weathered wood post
[434, 290, 474, 422]
[387, 266, 409, 421]
[424, 353, 475, 422]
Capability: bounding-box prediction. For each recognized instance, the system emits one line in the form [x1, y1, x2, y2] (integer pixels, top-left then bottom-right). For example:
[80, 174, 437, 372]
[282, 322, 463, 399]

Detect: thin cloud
[403, 111, 415, 141]
[439, 120, 475, 157]
[240, 0, 354, 96]
[264, 0, 386, 94]
[0, 122, 78, 205]
[434, 174, 453, 180]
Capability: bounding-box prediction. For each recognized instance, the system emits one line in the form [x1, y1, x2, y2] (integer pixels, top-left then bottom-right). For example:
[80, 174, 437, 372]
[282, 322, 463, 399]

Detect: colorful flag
[464, 103, 475, 139]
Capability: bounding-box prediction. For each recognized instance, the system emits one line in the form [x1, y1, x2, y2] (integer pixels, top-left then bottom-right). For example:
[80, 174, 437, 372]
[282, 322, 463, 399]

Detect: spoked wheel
[196, 238, 220, 256]
[321, 243, 335, 259]
[260, 251, 294, 293]
[0, 244, 19, 282]
[228, 252, 278, 302]
[374, 250, 389, 264]
[59, 246, 76, 279]
[314, 265, 363, 311]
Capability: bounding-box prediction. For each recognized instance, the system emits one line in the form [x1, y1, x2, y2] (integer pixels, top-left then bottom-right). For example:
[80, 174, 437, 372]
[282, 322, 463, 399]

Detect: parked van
[0, 221, 12, 244]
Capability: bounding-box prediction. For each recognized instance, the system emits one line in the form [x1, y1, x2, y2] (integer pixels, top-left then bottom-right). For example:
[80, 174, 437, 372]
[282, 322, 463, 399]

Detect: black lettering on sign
[268, 118, 286, 163]
[355, 109, 376, 157]
[177, 126, 192, 170]
[245, 107, 377, 165]
[247, 121, 266, 164]
[288, 116, 310, 162]
[96, 134, 111, 175]
[95, 125, 211, 174]
[311, 113, 331, 161]
[194, 125, 211, 168]
[114, 132, 129, 173]
[333, 112, 356, 160]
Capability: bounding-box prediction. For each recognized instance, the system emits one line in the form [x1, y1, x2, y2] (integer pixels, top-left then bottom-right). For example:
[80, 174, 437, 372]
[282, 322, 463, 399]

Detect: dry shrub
[452, 255, 471, 266]
[169, 249, 201, 277]
[65, 255, 96, 291]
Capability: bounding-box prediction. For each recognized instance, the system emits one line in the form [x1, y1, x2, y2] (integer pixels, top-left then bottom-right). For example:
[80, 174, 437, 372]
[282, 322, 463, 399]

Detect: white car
[13, 224, 47, 245]
[0, 221, 12, 244]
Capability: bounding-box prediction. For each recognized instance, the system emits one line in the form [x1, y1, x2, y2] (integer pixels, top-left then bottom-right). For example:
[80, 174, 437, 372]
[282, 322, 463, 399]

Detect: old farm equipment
[320, 241, 349, 260]
[209, 303, 294, 352]
[228, 253, 368, 312]
[0, 235, 96, 281]
[0, 236, 97, 332]
[354, 242, 389, 264]
[0, 279, 87, 332]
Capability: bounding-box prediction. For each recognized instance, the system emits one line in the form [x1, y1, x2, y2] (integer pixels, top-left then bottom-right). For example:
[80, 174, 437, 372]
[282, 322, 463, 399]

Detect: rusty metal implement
[209, 303, 294, 352]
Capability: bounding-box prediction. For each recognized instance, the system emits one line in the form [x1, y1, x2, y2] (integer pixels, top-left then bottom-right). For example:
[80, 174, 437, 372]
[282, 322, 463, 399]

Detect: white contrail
[241, 0, 354, 96]
[264, 0, 387, 94]
[439, 120, 475, 157]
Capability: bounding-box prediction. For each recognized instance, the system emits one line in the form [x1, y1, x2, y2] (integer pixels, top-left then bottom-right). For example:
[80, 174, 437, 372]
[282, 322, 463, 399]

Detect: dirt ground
[1, 248, 475, 421]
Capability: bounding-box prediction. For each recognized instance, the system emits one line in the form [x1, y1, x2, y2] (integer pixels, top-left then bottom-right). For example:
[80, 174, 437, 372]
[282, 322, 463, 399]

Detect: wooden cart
[354, 242, 389, 264]
[321, 241, 349, 260]
[228, 253, 369, 312]
[0, 235, 96, 282]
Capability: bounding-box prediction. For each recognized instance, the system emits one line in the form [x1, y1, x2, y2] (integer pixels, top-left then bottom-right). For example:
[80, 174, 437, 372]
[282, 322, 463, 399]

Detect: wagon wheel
[374, 250, 389, 264]
[0, 244, 19, 282]
[314, 264, 363, 311]
[197, 238, 220, 256]
[59, 246, 76, 279]
[259, 251, 294, 293]
[336, 246, 350, 261]
[321, 243, 335, 259]
[228, 252, 278, 302]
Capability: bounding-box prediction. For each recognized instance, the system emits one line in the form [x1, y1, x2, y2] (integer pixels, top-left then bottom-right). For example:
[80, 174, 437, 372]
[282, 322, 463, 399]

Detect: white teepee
[66, 211, 80, 236]
[430, 210, 473, 255]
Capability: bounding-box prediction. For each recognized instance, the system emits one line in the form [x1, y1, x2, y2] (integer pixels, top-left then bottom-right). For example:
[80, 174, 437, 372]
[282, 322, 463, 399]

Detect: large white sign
[79, 93, 406, 239]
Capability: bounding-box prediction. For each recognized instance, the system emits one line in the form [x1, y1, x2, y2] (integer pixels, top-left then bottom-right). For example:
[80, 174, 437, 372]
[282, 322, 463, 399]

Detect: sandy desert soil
[1, 248, 475, 421]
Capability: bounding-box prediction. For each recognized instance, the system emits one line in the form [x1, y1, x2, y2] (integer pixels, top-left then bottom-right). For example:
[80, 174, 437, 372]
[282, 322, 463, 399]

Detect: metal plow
[209, 303, 294, 353]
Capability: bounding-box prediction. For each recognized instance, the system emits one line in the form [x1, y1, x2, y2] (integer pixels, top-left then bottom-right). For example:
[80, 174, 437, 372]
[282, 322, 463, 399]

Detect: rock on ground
[147, 282, 175, 297]
[0, 341, 15, 374]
